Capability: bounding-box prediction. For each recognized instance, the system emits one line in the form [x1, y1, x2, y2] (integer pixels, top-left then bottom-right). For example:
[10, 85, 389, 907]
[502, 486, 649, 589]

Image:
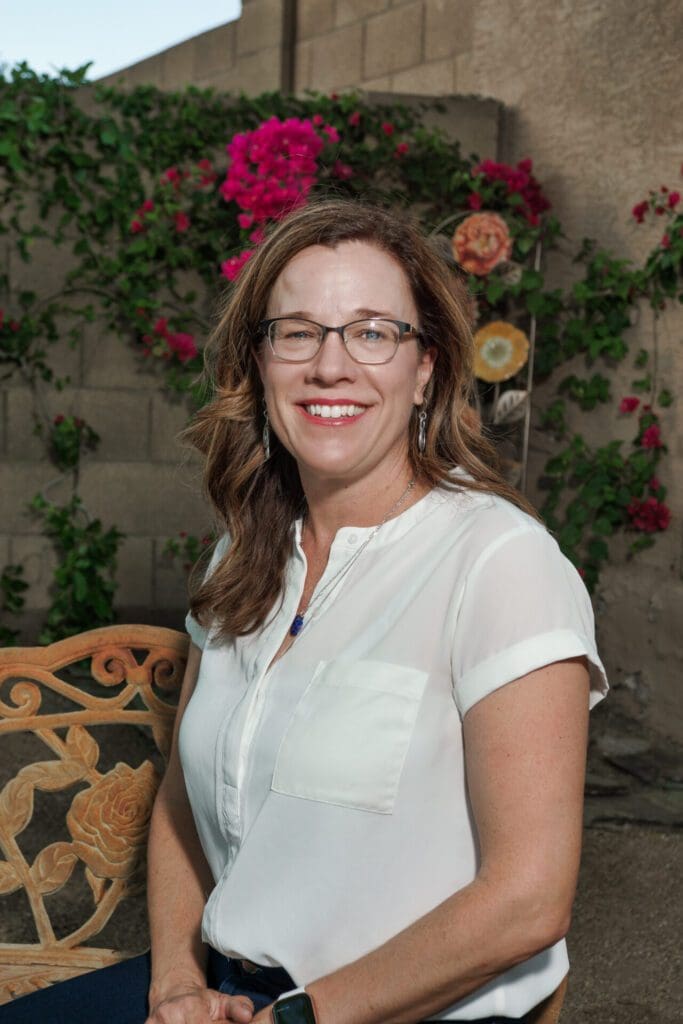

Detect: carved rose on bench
[67, 762, 159, 879]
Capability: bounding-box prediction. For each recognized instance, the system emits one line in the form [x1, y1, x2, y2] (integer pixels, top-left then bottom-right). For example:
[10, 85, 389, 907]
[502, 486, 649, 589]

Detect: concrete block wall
[294, 0, 475, 96]
[0, 319, 208, 637]
[3, 0, 682, 740]
[3, 0, 501, 645]
[0, 202, 208, 638]
[98, 2, 284, 94]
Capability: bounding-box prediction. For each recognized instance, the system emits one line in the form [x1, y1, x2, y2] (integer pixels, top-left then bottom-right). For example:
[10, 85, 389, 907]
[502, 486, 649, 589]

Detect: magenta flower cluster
[140, 317, 198, 364]
[471, 158, 551, 225]
[219, 116, 337, 281]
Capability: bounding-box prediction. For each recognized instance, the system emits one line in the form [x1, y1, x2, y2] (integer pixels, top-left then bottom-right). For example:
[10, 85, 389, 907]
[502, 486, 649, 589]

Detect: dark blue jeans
[0, 950, 523, 1023]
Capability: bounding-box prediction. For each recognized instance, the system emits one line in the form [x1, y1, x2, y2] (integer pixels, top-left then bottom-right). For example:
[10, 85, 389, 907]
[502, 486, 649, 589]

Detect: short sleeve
[185, 534, 230, 650]
[451, 525, 608, 717]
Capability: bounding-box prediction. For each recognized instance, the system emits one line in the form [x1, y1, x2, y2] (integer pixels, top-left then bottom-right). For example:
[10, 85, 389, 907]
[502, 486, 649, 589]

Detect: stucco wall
[6, 0, 682, 739]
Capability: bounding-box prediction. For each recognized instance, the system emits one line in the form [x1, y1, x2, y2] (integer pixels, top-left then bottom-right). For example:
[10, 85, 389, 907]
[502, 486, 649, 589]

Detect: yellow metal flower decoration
[473, 321, 530, 382]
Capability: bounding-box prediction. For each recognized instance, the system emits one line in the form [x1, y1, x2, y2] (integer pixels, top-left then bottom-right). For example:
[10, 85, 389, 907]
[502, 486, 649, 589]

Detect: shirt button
[348, 533, 358, 545]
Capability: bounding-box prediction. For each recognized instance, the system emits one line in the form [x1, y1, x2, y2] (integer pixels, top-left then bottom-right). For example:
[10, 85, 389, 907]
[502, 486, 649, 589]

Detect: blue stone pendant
[289, 614, 305, 637]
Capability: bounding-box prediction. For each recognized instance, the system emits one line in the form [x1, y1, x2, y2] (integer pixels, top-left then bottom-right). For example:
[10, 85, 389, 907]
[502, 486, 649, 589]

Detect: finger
[214, 992, 255, 1021]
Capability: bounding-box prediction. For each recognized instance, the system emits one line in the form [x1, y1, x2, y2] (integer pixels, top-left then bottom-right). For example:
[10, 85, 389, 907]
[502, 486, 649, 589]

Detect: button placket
[232, 550, 308, 839]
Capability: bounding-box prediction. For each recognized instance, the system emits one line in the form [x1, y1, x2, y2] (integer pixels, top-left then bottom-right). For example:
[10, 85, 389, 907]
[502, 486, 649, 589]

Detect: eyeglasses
[258, 317, 422, 365]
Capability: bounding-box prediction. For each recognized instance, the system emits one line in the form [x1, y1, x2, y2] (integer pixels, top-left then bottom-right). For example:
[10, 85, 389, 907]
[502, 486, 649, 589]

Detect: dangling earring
[262, 399, 271, 459]
[418, 409, 428, 454]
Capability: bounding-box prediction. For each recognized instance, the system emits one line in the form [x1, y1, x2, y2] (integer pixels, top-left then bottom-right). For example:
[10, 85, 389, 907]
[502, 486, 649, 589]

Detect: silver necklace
[289, 477, 416, 637]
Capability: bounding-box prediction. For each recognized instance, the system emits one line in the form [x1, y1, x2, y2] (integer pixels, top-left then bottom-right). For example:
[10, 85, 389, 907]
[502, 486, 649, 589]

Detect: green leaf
[99, 127, 118, 147]
[587, 538, 609, 562]
[521, 269, 543, 291]
[0, 138, 25, 172]
[485, 279, 505, 304]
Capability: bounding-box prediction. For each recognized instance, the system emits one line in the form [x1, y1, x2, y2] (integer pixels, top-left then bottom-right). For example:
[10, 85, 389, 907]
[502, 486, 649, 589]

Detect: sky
[1, 1, 242, 80]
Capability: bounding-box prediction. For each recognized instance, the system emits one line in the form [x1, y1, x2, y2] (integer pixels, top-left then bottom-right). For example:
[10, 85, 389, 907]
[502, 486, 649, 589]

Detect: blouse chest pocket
[271, 659, 428, 814]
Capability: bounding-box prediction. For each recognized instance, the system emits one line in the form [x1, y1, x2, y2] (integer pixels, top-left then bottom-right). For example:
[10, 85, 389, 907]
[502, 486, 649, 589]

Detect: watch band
[272, 988, 317, 1023]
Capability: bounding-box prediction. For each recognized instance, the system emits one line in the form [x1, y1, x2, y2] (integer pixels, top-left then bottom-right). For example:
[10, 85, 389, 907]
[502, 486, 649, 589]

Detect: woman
[1, 199, 607, 1024]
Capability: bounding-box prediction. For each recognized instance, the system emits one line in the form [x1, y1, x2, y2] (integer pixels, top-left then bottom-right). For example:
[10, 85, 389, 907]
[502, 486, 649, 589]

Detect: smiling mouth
[302, 403, 366, 418]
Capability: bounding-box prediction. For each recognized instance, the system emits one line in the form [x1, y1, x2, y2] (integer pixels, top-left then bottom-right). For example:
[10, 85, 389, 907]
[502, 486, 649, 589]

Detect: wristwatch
[272, 988, 317, 1023]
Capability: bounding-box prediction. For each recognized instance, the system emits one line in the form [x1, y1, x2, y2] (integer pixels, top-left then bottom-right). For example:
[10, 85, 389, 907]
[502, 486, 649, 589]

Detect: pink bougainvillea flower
[648, 476, 661, 492]
[641, 424, 663, 449]
[9, 319, 20, 332]
[631, 200, 649, 223]
[452, 212, 512, 276]
[668, 190, 680, 207]
[468, 192, 483, 211]
[347, 111, 361, 127]
[196, 158, 217, 186]
[474, 157, 550, 221]
[166, 331, 198, 363]
[661, 234, 671, 249]
[130, 218, 144, 234]
[153, 318, 169, 337]
[381, 122, 395, 136]
[221, 249, 254, 282]
[312, 114, 324, 126]
[394, 142, 409, 158]
[627, 497, 671, 532]
[141, 199, 154, 213]
[249, 227, 265, 244]
[237, 212, 254, 229]
[619, 396, 640, 413]
[174, 211, 191, 233]
[54, 414, 65, 425]
[323, 124, 340, 142]
[220, 117, 325, 226]
[163, 167, 183, 188]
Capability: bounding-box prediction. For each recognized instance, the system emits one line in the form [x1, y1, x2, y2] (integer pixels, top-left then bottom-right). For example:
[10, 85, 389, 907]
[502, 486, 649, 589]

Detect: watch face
[273, 993, 316, 1024]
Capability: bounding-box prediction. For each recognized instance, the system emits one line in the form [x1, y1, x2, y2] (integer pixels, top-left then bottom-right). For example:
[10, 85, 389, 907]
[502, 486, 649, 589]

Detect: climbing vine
[0, 63, 680, 639]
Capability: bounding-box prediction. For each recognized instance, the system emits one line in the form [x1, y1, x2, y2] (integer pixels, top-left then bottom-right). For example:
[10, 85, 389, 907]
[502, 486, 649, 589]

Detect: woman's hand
[146, 984, 255, 1023]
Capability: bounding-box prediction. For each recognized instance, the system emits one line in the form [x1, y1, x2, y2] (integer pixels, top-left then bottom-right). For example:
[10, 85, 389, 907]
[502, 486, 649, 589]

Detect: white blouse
[180, 481, 608, 1020]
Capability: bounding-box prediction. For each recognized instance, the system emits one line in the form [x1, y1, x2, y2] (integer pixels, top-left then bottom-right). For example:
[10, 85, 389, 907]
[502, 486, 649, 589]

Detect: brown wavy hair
[183, 198, 539, 638]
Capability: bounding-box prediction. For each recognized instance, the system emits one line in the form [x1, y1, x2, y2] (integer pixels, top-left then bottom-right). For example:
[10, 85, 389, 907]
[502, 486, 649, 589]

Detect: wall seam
[146, 394, 153, 462]
[360, 16, 368, 83]
[1, 390, 6, 457]
[281, 0, 298, 93]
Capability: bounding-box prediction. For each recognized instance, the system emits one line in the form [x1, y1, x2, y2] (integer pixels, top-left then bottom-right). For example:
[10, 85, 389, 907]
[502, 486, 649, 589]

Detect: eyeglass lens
[268, 319, 401, 364]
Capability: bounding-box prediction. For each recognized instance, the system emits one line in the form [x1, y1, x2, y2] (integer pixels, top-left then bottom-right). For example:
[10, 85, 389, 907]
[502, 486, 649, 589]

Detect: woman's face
[257, 241, 435, 491]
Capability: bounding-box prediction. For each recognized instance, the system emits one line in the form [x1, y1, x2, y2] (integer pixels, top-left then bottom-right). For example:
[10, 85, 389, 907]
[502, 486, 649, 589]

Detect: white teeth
[304, 404, 365, 418]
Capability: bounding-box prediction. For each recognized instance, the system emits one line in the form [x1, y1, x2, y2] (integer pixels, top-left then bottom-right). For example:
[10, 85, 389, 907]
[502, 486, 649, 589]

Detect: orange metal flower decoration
[452, 212, 512, 276]
[473, 321, 530, 382]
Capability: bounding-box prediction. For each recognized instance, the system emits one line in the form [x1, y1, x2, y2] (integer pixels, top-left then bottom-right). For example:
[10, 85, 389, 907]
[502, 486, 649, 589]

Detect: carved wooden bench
[0, 625, 188, 1004]
[0, 624, 566, 1021]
